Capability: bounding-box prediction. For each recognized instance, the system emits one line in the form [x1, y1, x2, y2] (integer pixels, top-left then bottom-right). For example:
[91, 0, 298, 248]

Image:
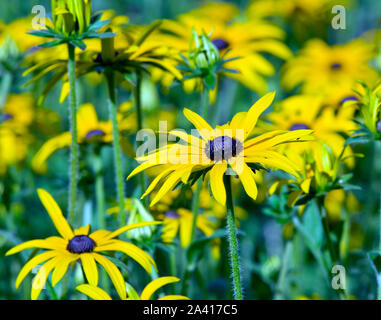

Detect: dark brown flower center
[205, 136, 243, 161]
[212, 38, 230, 51]
[289, 123, 310, 131]
[165, 210, 180, 219]
[67, 235, 96, 254]
[330, 62, 342, 70]
[86, 129, 105, 140]
[1, 113, 13, 123]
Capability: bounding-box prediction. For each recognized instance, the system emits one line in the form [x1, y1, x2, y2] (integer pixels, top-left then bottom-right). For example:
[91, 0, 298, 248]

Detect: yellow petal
[37, 189, 74, 240]
[6, 237, 66, 256]
[209, 162, 227, 205]
[59, 81, 69, 103]
[74, 225, 91, 236]
[150, 167, 193, 207]
[287, 190, 303, 207]
[232, 162, 258, 200]
[31, 257, 59, 300]
[15, 251, 58, 289]
[141, 277, 180, 300]
[89, 230, 111, 244]
[80, 253, 98, 286]
[179, 213, 193, 248]
[161, 219, 180, 244]
[76, 284, 112, 300]
[31, 132, 72, 174]
[101, 221, 162, 242]
[244, 91, 276, 138]
[158, 295, 190, 300]
[51, 255, 78, 287]
[300, 178, 312, 194]
[95, 240, 156, 274]
[92, 253, 126, 300]
[183, 108, 213, 141]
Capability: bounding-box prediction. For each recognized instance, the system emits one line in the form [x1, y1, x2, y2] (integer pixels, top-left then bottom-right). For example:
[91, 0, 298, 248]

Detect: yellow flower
[0, 128, 29, 175]
[160, 208, 217, 249]
[152, 8, 292, 95]
[128, 92, 313, 206]
[32, 102, 136, 174]
[324, 189, 359, 224]
[0, 17, 45, 53]
[76, 276, 190, 300]
[261, 94, 357, 164]
[5, 189, 161, 300]
[282, 39, 378, 98]
[247, 0, 343, 21]
[2, 94, 35, 134]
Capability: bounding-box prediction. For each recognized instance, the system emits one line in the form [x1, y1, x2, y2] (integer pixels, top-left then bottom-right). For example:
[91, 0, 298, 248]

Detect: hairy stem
[224, 174, 243, 300]
[134, 71, 147, 205]
[67, 43, 79, 225]
[105, 69, 126, 226]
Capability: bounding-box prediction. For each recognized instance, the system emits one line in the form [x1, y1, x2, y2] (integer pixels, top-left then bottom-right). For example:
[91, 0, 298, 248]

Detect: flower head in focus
[128, 92, 313, 207]
[5, 189, 160, 300]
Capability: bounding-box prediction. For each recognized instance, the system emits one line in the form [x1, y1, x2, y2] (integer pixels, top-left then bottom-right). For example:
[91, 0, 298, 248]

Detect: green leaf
[69, 39, 87, 50]
[302, 202, 323, 248]
[86, 31, 116, 39]
[186, 229, 227, 268]
[27, 30, 56, 38]
[38, 39, 65, 48]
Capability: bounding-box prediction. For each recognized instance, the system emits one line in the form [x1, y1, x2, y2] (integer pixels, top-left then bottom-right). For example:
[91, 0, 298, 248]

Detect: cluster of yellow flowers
[1, 0, 380, 301]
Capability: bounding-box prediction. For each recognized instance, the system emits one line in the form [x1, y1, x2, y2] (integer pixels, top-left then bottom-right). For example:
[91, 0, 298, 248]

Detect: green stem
[317, 198, 347, 300]
[224, 174, 243, 300]
[201, 84, 209, 121]
[134, 71, 147, 204]
[93, 149, 105, 229]
[67, 43, 79, 226]
[105, 69, 126, 226]
[190, 180, 202, 242]
[46, 279, 58, 300]
[274, 241, 292, 300]
[317, 198, 338, 265]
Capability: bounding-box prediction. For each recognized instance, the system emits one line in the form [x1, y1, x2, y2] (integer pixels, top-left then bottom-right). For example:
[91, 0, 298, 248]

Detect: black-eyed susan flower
[269, 143, 356, 207]
[5, 189, 161, 300]
[1, 93, 34, 134]
[153, 6, 292, 96]
[259, 94, 358, 165]
[0, 128, 30, 175]
[282, 39, 378, 99]
[128, 92, 313, 207]
[247, 0, 342, 22]
[31, 102, 135, 174]
[76, 276, 189, 300]
[160, 208, 217, 249]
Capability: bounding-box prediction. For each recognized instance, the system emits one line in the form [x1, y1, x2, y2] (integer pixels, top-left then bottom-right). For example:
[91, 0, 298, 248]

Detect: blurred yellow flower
[152, 6, 292, 96]
[0, 128, 29, 175]
[2, 93, 34, 134]
[261, 94, 357, 164]
[282, 39, 378, 98]
[32, 102, 136, 174]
